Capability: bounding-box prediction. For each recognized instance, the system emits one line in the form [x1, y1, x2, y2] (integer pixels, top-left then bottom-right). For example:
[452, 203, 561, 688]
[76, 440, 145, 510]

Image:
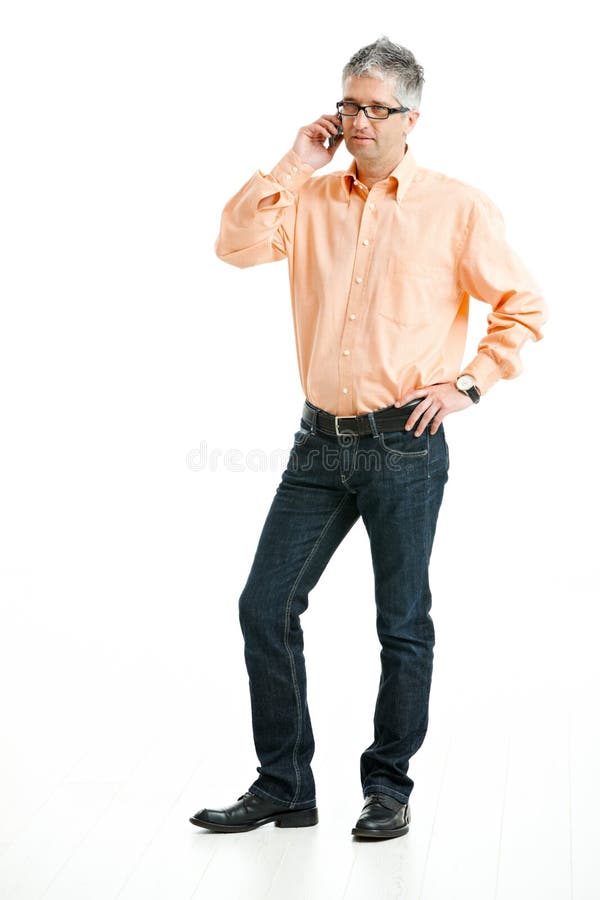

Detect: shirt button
[355, 276, 363, 283]
[362, 239, 369, 246]
[292, 166, 298, 173]
[369, 203, 375, 210]
[349, 314, 356, 320]
[342, 387, 349, 394]
[342, 349, 350, 356]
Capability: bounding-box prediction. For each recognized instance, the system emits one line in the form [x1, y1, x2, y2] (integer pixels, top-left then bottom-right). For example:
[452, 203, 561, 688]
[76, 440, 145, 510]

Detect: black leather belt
[301, 398, 422, 437]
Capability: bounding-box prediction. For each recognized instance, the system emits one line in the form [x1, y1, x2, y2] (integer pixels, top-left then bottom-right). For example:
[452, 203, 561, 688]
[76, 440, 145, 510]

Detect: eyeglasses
[336, 100, 412, 120]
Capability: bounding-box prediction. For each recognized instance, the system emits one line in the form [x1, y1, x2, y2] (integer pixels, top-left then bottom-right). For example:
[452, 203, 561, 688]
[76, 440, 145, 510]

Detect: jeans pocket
[293, 423, 312, 447]
[378, 427, 430, 457]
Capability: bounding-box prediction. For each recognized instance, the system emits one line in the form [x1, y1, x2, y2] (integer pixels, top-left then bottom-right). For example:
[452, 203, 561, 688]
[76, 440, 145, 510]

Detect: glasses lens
[366, 105, 389, 119]
[338, 102, 390, 119]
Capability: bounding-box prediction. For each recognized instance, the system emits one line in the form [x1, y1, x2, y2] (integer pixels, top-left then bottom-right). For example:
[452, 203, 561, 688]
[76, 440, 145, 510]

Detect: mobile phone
[327, 125, 344, 149]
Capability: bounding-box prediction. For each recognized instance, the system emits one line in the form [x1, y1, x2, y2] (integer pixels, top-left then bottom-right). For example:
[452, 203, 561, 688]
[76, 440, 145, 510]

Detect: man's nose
[355, 108, 370, 127]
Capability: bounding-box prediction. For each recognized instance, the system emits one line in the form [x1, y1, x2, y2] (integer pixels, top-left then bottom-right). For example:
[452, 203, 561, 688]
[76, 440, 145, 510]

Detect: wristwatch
[456, 373, 481, 404]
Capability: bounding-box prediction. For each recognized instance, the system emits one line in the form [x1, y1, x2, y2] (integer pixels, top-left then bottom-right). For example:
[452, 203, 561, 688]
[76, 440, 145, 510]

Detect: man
[190, 36, 547, 839]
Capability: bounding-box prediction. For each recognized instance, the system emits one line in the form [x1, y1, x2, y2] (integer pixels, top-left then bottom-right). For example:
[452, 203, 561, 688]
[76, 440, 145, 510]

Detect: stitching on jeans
[378, 428, 429, 458]
[340, 438, 359, 487]
[294, 422, 312, 446]
[283, 491, 353, 805]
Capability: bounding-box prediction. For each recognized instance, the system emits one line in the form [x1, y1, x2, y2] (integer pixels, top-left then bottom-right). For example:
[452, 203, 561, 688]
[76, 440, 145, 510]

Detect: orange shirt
[215, 142, 548, 416]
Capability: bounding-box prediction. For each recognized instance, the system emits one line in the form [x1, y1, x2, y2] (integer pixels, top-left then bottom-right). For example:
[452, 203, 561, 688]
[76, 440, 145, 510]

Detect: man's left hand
[394, 382, 474, 437]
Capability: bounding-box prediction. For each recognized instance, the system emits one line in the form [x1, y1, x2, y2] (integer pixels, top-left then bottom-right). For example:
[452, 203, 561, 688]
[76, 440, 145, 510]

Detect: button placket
[337, 192, 378, 414]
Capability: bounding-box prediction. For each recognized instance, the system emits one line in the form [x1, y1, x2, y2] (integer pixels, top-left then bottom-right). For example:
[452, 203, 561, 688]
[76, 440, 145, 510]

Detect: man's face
[341, 74, 419, 165]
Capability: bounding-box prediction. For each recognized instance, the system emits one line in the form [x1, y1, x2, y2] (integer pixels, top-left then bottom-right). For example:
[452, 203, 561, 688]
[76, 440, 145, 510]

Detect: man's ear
[406, 110, 420, 132]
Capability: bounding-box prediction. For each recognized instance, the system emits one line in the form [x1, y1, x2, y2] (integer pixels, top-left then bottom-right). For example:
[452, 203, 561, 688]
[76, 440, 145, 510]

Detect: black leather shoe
[189, 791, 319, 833]
[351, 793, 411, 838]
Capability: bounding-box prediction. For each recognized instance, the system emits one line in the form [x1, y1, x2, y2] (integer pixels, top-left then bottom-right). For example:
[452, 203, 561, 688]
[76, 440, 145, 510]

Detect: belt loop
[304, 398, 317, 434]
[367, 410, 379, 438]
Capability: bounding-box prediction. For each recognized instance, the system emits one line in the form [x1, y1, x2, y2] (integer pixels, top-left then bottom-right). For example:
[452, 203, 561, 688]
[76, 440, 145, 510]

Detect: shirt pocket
[376, 258, 437, 328]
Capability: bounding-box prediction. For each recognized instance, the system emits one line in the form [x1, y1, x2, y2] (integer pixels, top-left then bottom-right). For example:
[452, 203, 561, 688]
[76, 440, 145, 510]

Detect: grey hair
[342, 35, 424, 110]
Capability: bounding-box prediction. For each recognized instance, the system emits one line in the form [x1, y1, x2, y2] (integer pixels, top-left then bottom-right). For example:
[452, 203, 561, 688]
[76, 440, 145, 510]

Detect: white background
[1, 1, 598, 897]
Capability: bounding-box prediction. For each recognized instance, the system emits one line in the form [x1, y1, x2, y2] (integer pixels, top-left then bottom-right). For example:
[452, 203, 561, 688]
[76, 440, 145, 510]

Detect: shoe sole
[351, 823, 410, 838]
[189, 806, 319, 833]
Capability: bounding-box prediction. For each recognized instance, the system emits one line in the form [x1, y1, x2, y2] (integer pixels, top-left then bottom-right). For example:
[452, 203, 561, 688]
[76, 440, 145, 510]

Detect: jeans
[238, 400, 450, 809]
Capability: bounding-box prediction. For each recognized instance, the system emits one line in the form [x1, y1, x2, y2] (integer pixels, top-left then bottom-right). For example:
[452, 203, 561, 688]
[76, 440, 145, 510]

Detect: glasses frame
[336, 100, 412, 120]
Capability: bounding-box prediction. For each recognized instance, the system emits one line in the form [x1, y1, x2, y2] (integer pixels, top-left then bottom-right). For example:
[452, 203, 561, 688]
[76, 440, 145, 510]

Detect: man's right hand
[291, 113, 344, 170]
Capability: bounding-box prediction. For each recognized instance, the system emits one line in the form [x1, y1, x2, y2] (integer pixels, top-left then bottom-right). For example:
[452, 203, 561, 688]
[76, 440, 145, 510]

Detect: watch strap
[464, 384, 481, 403]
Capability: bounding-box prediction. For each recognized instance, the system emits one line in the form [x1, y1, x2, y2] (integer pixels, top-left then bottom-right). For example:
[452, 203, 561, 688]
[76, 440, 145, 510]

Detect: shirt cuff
[460, 353, 504, 396]
[268, 149, 315, 193]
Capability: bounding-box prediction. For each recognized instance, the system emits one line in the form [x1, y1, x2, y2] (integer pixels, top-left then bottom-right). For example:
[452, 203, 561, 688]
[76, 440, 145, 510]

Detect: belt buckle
[334, 414, 357, 437]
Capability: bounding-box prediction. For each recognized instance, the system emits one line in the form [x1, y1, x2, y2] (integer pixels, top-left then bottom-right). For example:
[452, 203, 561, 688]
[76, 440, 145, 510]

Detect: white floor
[1, 566, 598, 900]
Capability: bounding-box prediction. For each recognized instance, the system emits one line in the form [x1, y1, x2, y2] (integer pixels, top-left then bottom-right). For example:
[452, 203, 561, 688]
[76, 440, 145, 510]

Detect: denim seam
[283, 491, 353, 805]
[340, 438, 359, 488]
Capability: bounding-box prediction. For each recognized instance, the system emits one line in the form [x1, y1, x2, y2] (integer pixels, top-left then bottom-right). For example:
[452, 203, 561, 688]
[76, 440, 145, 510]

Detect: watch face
[457, 374, 475, 391]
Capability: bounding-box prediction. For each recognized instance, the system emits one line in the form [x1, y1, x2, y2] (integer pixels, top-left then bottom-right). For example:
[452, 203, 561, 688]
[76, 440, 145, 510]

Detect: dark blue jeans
[238, 400, 450, 810]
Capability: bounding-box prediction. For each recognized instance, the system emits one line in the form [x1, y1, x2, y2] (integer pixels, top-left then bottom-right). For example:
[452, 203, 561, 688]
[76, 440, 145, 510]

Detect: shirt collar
[339, 142, 417, 205]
